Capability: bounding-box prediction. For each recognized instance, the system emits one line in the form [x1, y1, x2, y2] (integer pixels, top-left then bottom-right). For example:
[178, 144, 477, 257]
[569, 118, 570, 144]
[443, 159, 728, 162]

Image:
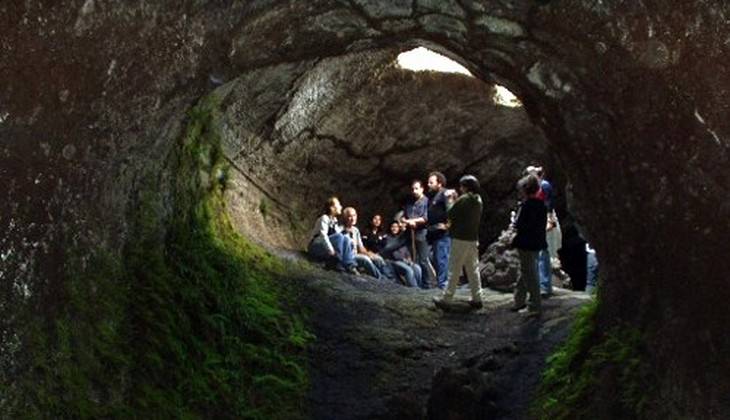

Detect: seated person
[379, 220, 422, 288]
[307, 197, 358, 274]
[362, 214, 387, 253]
[341, 207, 384, 279]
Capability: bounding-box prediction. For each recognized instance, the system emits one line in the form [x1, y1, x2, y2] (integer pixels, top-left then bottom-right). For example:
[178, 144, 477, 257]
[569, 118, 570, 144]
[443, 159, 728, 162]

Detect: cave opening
[396, 46, 523, 109]
[215, 42, 594, 292]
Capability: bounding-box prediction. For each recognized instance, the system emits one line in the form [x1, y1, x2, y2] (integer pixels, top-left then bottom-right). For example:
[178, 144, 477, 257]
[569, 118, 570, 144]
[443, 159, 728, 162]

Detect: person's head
[458, 175, 480, 195]
[324, 197, 342, 216]
[389, 220, 401, 236]
[411, 179, 424, 199]
[517, 174, 540, 198]
[427, 171, 447, 193]
[371, 214, 382, 229]
[444, 189, 458, 206]
[342, 207, 358, 227]
[525, 165, 544, 180]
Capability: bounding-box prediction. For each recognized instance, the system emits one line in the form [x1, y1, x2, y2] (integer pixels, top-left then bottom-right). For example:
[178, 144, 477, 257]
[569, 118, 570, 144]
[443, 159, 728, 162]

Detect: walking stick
[410, 227, 417, 264]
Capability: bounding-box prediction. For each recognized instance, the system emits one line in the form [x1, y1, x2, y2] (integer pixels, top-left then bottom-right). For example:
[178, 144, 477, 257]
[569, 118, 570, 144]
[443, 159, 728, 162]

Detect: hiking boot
[510, 303, 527, 312]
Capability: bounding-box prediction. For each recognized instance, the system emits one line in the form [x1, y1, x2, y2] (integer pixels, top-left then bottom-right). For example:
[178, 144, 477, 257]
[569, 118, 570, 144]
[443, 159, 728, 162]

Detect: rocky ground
[281, 253, 591, 420]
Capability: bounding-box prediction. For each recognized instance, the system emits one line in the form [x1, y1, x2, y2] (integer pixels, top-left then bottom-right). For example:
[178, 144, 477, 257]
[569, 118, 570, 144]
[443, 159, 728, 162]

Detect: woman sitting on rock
[308, 196, 358, 274]
[362, 214, 387, 254]
[378, 220, 422, 288]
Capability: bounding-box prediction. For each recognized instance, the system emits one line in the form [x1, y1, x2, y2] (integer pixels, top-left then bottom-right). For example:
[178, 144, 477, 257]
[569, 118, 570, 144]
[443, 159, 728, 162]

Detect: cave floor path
[282, 255, 591, 420]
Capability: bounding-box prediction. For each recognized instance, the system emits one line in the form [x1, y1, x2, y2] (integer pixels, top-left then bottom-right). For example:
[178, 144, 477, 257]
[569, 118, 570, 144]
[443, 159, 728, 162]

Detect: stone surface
[474, 15, 525, 37]
[352, 0, 412, 19]
[2, 0, 730, 417]
[290, 259, 590, 419]
[479, 226, 571, 292]
[212, 49, 553, 249]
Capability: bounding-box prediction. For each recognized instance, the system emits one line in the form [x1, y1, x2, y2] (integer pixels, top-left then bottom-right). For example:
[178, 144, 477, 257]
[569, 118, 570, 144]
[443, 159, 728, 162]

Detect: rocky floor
[282, 256, 591, 420]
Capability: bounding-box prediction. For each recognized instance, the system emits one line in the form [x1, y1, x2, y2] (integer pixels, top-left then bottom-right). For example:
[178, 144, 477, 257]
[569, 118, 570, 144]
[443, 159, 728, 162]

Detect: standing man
[426, 171, 451, 290]
[526, 165, 557, 297]
[434, 175, 484, 309]
[401, 180, 431, 289]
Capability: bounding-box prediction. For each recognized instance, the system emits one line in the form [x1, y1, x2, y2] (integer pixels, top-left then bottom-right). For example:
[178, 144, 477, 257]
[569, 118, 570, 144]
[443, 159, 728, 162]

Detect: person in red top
[510, 174, 548, 317]
[525, 165, 559, 296]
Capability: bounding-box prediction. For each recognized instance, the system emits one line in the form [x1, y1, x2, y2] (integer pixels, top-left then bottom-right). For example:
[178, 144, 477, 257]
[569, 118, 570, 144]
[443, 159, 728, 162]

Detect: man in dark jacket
[511, 174, 548, 317]
[434, 175, 484, 309]
[427, 171, 451, 290]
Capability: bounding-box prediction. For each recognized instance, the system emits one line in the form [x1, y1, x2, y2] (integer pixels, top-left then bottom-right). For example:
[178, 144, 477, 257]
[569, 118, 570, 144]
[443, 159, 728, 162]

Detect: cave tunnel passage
[208, 44, 603, 418]
[213, 44, 599, 291]
[216, 46, 569, 255]
[5, 1, 730, 418]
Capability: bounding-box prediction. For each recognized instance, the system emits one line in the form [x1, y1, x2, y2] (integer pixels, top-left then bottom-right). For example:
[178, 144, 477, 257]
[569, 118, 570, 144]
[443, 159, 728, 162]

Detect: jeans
[414, 236, 431, 289]
[586, 252, 599, 293]
[516, 249, 541, 312]
[390, 260, 421, 287]
[442, 239, 482, 302]
[538, 249, 552, 294]
[308, 233, 356, 270]
[430, 236, 451, 290]
[355, 254, 382, 279]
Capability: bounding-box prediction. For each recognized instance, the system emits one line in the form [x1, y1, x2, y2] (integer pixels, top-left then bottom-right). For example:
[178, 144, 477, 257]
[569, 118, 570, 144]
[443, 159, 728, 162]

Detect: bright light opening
[396, 47, 473, 76]
[493, 85, 522, 108]
[396, 47, 522, 108]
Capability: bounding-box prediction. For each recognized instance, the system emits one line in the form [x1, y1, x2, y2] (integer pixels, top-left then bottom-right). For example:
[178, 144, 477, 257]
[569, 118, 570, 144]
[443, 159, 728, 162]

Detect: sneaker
[432, 296, 453, 310]
[468, 300, 483, 310]
[346, 266, 360, 275]
[510, 304, 527, 312]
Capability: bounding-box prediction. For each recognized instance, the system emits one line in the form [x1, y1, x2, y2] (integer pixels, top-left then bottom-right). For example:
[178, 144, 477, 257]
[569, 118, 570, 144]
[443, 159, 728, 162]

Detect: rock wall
[211, 48, 552, 249]
[2, 0, 729, 417]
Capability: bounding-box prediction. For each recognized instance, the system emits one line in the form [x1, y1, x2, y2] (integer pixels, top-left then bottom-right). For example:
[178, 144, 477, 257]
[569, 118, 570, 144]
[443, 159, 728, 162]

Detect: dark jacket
[427, 190, 449, 242]
[379, 233, 412, 261]
[511, 198, 548, 251]
[362, 228, 387, 253]
[448, 192, 483, 241]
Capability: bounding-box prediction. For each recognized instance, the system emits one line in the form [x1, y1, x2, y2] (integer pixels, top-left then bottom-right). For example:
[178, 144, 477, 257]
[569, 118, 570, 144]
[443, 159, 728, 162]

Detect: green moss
[259, 198, 270, 219]
[532, 298, 653, 420]
[9, 94, 313, 419]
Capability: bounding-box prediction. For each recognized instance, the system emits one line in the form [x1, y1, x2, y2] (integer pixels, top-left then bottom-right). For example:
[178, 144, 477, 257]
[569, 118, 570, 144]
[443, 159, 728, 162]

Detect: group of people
[307, 165, 563, 316]
[308, 172, 486, 308]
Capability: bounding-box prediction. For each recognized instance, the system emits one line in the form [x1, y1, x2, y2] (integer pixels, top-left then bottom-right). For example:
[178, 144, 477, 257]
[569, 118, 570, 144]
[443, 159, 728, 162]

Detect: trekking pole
[410, 227, 416, 264]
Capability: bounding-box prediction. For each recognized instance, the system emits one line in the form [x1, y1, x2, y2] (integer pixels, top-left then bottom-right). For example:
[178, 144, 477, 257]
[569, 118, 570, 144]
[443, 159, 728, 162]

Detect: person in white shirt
[341, 207, 384, 279]
[307, 197, 358, 274]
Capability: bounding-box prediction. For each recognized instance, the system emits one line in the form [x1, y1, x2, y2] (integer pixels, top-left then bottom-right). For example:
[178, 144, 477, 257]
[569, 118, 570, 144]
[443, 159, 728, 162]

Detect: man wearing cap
[433, 175, 484, 309]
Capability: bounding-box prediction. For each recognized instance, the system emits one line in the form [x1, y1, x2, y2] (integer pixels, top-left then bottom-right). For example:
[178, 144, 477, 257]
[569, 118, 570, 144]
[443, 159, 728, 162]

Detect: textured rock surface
[290, 260, 590, 419]
[211, 48, 552, 249]
[2, 0, 730, 417]
[480, 227, 571, 292]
